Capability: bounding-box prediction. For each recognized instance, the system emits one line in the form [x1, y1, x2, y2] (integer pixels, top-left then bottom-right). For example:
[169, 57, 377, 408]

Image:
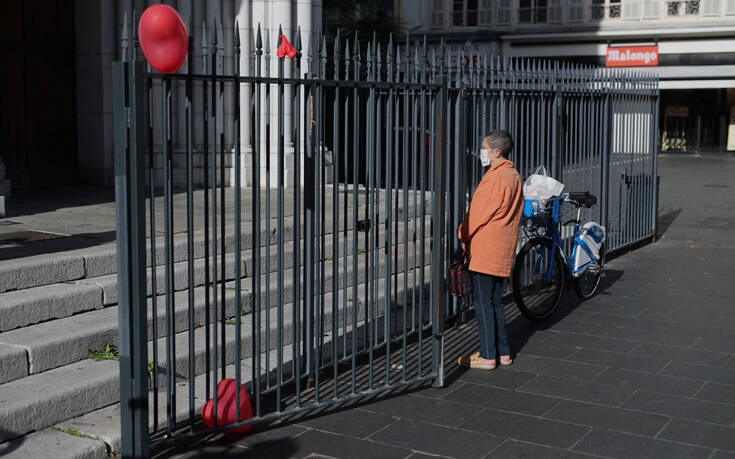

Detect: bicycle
[512, 192, 605, 321]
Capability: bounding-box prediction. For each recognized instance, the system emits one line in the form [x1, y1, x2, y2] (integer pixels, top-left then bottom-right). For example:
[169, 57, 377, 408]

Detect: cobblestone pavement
[146, 154, 735, 458]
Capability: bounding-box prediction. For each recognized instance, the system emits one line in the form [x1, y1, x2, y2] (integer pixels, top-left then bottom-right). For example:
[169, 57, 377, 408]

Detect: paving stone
[516, 341, 580, 359]
[0, 344, 27, 384]
[227, 424, 308, 449]
[661, 361, 735, 386]
[455, 368, 536, 390]
[0, 359, 119, 442]
[712, 450, 735, 459]
[544, 332, 639, 354]
[358, 392, 482, 428]
[605, 326, 699, 347]
[0, 427, 108, 459]
[459, 409, 591, 449]
[567, 347, 669, 373]
[629, 343, 730, 367]
[444, 382, 560, 416]
[694, 382, 735, 405]
[0, 253, 85, 293]
[659, 418, 735, 452]
[691, 337, 735, 354]
[486, 439, 600, 458]
[544, 400, 670, 436]
[573, 429, 711, 458]
[375, 419, 502, 459]
[297, 408, 396, 438]
[508, 354, 605, 382]
[622, 391, 735, 425]
[517, 374, 634, 406]
[0, 282, 103, 332]
[583, 312, 671, 332]
[548, 319, 617, 337]
[252, 429, 410, 459]
[591, 367, 702, 397]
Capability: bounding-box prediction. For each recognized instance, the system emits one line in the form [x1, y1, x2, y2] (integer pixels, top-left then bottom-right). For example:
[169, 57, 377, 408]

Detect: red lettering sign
[606, 46, 659, 67]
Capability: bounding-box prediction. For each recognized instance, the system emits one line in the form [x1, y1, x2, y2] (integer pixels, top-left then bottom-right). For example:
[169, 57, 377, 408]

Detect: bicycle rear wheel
[512, 237, 565, 321]
[574, 245, 605, 299]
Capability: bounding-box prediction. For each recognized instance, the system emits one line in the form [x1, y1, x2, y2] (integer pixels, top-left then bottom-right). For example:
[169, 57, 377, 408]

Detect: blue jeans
[472, 272, 510, 360]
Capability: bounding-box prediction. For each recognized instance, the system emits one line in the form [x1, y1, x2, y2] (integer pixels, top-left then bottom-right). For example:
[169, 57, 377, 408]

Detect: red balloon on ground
[201, 379, 254, 434]
[138, 4, 188, 74]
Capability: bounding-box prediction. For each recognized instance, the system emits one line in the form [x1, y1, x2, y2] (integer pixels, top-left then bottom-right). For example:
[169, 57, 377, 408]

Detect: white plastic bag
[523, 166, 565, 200]
[573, 222, 606, 275]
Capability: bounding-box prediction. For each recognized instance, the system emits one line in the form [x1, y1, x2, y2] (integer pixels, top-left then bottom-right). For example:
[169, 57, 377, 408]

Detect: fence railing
[114, 16, 659, 457]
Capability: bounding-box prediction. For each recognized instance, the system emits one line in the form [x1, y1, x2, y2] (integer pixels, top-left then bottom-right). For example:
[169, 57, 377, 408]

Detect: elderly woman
[457, 130, 524, 370]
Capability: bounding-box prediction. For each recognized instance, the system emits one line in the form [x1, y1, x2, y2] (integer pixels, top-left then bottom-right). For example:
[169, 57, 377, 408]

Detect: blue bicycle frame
[521, 195, 600, 282]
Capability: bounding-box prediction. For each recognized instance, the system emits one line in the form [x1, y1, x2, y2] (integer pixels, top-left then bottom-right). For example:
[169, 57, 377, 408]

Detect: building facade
[0, 0, 321, 195]
[399, 0, 735, 153]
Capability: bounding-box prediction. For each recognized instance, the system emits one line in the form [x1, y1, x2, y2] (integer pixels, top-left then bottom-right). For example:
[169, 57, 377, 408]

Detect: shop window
[498, 0, 512, 24]
[685, 0, 701, 13]
[643, 0, 661, 17]
[623, 0, 641, 19]
[726, 0, 735, 14]
[431, 0, 445, 27]
[702, 0, 721, 15]
[591, 0, 622, 19]
[548, 0, 563, 22]
[479, 0, 493, 24]
[519, 0, 549, 24]
[667, 1, 681, 14]
[451, 0, 479, 26]
[569, 0, 586, 21]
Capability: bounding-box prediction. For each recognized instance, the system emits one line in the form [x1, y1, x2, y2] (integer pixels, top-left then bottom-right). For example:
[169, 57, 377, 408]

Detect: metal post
[114, 58, 149, 458]
[431, 42, 447, 388]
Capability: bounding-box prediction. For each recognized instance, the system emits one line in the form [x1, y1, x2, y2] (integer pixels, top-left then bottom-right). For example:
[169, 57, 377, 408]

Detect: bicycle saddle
[567, 192, 597, 207]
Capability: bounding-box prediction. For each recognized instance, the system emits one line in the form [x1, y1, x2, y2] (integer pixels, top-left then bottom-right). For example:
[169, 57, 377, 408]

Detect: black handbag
[449, 247, 472, 297]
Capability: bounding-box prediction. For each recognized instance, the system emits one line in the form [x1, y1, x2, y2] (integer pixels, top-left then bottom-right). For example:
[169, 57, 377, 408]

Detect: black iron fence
[114, 17, 658, 457]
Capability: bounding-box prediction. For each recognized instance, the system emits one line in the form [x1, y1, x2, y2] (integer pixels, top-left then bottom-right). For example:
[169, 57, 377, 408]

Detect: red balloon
[201, 379, 254, 434]
[138, 5, 188, 74]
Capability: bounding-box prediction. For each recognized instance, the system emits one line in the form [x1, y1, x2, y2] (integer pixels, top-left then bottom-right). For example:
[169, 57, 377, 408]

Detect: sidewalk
[152, 153, 735, 458]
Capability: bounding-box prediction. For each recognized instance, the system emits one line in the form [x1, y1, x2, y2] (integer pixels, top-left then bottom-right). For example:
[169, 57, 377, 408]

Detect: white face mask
[480, 149, 490, 167]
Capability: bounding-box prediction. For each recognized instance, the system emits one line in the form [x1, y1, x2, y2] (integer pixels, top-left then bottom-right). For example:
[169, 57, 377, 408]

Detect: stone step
[79, 215, 430, 306]
[0, 213, 430, 331]
[0, 191, 430, 293]
[0, 267, 428, 445]
[0, 425, 108, 459]
[0, 282, 104, 333]
[0, 240, 430, 380]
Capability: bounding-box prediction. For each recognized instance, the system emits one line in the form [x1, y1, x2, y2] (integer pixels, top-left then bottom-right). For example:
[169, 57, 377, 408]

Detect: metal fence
[113, 18, 658, 457]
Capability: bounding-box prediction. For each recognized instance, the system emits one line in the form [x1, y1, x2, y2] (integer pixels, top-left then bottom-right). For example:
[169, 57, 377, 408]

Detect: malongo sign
[606, 45, 659, 67]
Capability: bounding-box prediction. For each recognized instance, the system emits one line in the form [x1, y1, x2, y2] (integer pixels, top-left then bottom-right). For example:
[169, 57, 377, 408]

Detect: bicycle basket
[523, 197, 562, 223]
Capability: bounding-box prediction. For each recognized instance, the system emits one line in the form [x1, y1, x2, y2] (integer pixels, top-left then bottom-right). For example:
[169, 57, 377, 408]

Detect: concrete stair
[0, 193, 434, 457]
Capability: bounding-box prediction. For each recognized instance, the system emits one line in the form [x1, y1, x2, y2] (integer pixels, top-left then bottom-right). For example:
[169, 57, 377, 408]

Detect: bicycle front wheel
[512, 237, 566, 321]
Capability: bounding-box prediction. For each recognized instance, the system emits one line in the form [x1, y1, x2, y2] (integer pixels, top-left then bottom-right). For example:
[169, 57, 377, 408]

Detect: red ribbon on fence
[277, 34, 297, 59]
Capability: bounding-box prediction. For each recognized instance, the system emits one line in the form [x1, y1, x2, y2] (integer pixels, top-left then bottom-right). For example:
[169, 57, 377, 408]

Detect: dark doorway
[0, 0, 78, 189]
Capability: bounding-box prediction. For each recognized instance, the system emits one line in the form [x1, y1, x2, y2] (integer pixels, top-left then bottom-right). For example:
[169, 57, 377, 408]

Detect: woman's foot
[499, 355, 513, 366]
[458, 352, 497, 370]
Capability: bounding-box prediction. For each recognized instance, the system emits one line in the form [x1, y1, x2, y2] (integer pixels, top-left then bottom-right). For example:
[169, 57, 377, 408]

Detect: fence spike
[202, 22, 209, 54]
[335, 28, 341, 59]
[212, 19, 218, 47]
[387, 34, 394, 62]
[121, 11, 129, 62]
[265, 28, 271, 57]
[295, 25, 302, 53]
[278, 24, 282, 48]
[256, 23, 262, 50]
[321, 35, 327, 62]
[234, 21, 241, 61]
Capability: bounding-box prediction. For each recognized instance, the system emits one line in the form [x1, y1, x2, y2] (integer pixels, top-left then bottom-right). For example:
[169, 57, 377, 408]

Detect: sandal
[458, 352, 497, 370]
[499, 356, 513, 366]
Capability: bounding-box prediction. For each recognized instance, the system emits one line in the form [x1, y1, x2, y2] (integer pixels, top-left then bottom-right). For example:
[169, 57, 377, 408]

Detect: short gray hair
[484, 130, 514, 158]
